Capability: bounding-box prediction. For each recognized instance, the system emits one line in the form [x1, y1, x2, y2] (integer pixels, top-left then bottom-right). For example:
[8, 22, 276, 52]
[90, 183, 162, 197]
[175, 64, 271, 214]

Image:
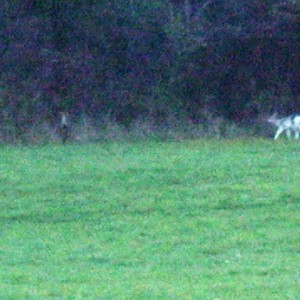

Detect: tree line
[0, 0, 299, 141]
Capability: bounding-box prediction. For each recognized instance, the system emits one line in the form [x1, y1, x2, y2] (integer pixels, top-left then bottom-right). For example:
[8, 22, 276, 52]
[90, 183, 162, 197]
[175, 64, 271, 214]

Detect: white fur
[60, 112, 68, 127]
[268, 113, 300, 140]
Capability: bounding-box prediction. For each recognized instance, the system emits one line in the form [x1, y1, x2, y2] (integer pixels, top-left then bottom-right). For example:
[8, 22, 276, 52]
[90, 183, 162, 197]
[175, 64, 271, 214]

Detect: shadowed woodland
[0, 0, 300, 142]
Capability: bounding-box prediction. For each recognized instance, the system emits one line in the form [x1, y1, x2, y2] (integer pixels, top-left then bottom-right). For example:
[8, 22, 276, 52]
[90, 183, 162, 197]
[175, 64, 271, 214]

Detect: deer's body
[268, 113, 300, 140]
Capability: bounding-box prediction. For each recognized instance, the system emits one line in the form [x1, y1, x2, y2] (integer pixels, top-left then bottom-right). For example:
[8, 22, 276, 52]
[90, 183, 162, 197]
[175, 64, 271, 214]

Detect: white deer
[268, 113, 300, 140]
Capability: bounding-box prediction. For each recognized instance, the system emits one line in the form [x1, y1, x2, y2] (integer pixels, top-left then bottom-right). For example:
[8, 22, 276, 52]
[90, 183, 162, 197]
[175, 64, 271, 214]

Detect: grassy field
[0, 139, 299, 299]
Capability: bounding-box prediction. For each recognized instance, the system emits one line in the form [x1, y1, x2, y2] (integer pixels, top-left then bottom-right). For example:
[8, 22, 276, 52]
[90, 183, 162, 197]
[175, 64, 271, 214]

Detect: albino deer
[268, 113, 300, 140]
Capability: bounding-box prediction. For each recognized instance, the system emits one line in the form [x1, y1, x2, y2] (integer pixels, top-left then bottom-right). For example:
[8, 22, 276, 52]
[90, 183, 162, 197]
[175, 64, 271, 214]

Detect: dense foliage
[0, 0, 299, 139]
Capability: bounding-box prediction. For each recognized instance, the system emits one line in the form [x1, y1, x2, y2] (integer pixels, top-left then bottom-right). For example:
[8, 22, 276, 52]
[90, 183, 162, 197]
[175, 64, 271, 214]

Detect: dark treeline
[0, 0, 300, 140]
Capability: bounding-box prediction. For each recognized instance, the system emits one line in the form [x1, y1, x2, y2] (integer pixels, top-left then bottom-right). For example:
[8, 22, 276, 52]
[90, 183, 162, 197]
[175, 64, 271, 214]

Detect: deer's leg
[61, 125, 70, 144]
[274, 127, 285, 140]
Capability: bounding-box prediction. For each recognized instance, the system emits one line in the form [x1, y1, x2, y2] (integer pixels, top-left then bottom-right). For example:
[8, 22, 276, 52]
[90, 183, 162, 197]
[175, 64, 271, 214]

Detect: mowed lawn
[0, 139, 299, 299]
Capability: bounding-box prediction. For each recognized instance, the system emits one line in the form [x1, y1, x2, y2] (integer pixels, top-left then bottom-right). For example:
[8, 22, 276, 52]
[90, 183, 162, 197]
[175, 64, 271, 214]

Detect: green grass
[0, 139, 300, 299]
